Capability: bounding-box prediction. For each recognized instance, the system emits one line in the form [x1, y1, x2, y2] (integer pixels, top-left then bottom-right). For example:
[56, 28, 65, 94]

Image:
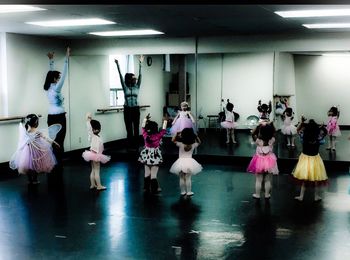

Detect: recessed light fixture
[275, 9, 350, 18]
[88, 29, 164, 36]
[322, 53, 350, 57]
[0, 5, 46, 13]
[303, 23, 350, 29]
[26, 18, 115, 27]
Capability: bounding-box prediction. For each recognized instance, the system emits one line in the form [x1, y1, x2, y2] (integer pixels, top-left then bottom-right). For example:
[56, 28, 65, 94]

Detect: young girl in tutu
[170, 101, 196, 136]
[138, 114, 167, 194]
[247, 122, 279, 199]
[170, 128, 202, 196]
[326, 106, 341, 151]
[9, 114, 60, 184]
[257, 100, 272, 121]
[220, 99, 238, 144]
[281, 107, 297, 147]
[293, 118, 328, 201]
[82, 113, 111, 190]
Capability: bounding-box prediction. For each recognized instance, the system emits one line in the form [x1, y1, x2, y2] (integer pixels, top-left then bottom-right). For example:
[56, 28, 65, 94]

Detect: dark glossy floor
[1, 130, 350, 259]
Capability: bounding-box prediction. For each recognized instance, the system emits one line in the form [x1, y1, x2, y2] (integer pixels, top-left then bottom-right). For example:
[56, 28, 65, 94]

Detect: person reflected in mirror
[281, 107, 297, 148]
[114, 55, 144, 150]
[170, 101, 196, 136]
[220, 99, 238, 144]
[326, 105, 341, 151]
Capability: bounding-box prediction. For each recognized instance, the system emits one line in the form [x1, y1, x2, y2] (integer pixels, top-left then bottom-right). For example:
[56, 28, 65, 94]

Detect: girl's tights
[328, 136, 336, 150]
[179, 172, 193, 196]
[90, 161, 106, 190]
[253, 173, 272, 198]
[286, 135, 295, 146]
[226, 129, 236, 144]
[295, 183, 322, 201]
[144, 165, 159, 179]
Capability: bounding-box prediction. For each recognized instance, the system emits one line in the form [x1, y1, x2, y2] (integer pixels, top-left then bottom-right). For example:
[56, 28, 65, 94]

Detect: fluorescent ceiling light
[275, 9, 350, 18]
[322, 53, 350, 57]
[26, 18, 115, 27]
[0, 5, 46, 13]
[303, 23, 350, 29]
[88, 29, 164, 36]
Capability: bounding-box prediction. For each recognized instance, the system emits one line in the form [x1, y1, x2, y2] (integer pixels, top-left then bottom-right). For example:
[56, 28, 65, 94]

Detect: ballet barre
[0, 114, 42, 122]
[97, 105, 150, 114]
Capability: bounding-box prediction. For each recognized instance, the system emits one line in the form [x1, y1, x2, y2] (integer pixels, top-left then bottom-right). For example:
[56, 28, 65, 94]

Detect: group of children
[8, 98, 342, 202]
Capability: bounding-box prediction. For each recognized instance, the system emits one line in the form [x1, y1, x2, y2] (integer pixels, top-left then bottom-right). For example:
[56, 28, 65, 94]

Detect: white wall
[294, 55, 350, 125]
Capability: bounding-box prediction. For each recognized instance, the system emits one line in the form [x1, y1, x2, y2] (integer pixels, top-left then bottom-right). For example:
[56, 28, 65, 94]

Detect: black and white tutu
[138, 147, 163, 165]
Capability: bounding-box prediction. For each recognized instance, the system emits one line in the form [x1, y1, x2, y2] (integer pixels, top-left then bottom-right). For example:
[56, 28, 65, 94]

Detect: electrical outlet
[79, 137, 81, 143]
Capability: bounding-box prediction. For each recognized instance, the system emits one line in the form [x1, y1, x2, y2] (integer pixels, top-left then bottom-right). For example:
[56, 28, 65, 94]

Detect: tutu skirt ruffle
[170, 118, 195, 135]
[138, 147, 163, 165]
[281, 125, 297, 135]
[292, 153, 328, 185]
[247, 153, 279, 175]
[10, 139, 56, 174]
[170, 158, 202, 175]
[220, 121, 237, 129]
[82, 151, 111, 164]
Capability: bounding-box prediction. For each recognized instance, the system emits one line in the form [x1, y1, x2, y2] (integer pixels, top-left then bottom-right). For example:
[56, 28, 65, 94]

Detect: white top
[176, 142, 199, 158]
[47, 57, 69, 114]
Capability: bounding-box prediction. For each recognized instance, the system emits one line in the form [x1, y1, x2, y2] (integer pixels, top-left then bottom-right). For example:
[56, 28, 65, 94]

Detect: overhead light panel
[322, 53, 350, 57]
[275, 9, 350, 18]
[303, 23, 350, 29]
[26, 18, 115, 27]
[0, 5, 46, 13]
[88, 29, 164, 36]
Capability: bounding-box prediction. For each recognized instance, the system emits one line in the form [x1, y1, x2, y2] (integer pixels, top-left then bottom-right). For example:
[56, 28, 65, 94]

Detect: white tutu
[281, 116, 297, 135]
[169, 158, 202, 175]
[281, 124, 297, 135]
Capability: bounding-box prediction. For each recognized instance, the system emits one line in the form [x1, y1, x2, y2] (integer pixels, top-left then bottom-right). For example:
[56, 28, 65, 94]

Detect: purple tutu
[170, 117, 195, 135]
[10, 138, 56, 174]
[82, 151, 111, 164]
[247, 153, 279, 175]
[220, 121, 237, 129]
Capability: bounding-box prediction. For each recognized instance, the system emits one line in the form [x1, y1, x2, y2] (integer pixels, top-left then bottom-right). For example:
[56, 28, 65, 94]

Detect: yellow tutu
[292, 153, 328, 183]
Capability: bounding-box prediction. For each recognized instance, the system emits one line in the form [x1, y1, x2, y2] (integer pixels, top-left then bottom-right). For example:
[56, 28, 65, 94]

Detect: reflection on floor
[1, 129, 350, 259]
[0, 161, 349, 259]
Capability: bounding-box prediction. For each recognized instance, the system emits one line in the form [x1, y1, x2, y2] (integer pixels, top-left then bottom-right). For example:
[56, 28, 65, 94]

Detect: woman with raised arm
[43, 47, 70, 167]
[114, 55, 144, 150]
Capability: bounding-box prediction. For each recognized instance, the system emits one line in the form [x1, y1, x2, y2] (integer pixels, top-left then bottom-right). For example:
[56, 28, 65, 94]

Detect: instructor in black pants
[115, 55, 144, 149]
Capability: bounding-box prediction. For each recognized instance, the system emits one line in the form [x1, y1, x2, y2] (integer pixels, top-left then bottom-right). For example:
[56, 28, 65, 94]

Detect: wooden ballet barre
[0, 114, 42, 122]
[97, 105, 150, 113]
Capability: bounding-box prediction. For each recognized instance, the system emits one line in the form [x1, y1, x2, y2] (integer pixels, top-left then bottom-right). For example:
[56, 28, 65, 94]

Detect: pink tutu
[247, 153, 279, 175]
[82, 150, 111, 164]
[220, 121, 237, 129]
[170, 117, 195, 135]
[327, 117, 341, 136]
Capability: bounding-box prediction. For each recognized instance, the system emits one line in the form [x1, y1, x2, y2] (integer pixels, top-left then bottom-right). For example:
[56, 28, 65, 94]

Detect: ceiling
[1, 4, 350, 39]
